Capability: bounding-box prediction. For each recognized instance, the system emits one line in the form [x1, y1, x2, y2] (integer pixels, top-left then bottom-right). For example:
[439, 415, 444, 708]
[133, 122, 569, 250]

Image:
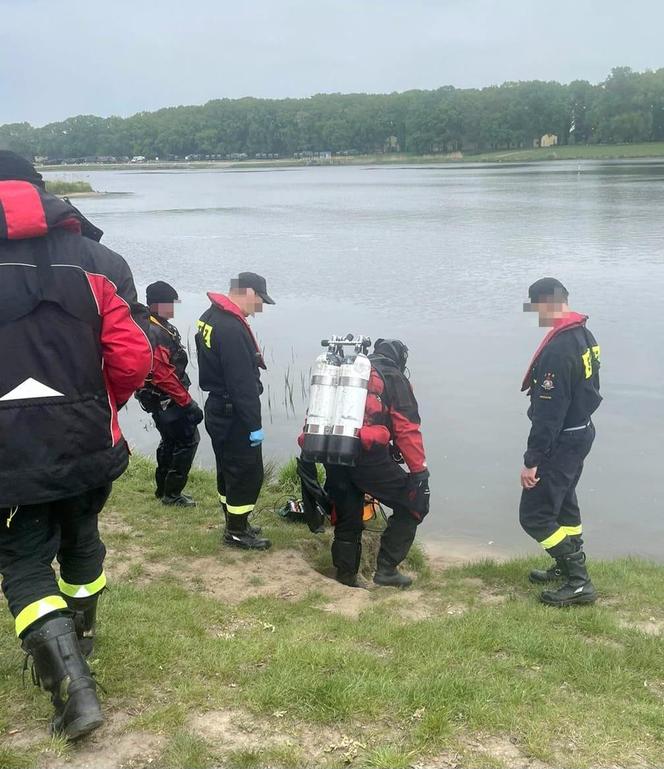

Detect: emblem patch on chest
[541, 373, 555, 391]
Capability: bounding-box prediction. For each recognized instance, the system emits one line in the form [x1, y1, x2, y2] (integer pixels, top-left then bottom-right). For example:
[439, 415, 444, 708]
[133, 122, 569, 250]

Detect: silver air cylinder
[301, 353, 340, 462]
[326, 351, 371, 466]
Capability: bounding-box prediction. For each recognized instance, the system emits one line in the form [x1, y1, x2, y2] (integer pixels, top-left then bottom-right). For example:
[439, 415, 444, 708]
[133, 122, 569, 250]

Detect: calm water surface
[46, 161, 664, 559]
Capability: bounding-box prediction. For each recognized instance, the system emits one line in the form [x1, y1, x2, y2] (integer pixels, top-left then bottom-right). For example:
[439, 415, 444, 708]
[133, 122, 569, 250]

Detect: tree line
[2, 67, 664, 161]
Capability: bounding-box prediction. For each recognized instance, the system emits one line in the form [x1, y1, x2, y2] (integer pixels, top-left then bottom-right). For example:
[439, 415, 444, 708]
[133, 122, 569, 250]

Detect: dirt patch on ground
[619, 617, 663, 636]
[189, 707, 377, 764]
[460, 734, 549, 768]
[190, 549, 374, 614]
[9, 708, 165, 769]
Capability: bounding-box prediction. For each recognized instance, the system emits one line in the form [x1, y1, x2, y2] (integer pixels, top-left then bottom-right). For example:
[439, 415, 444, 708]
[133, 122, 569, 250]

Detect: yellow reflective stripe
[218, 493, 227, 504]
[197, 320, 213, 349]
[539, 527, 567, 550]
[561, 525, 582, 537]
[226, 503, 255, 515]
[591, 345, 600, 362]
[58, 572, 107, 599]
[15, 596, 67, 637]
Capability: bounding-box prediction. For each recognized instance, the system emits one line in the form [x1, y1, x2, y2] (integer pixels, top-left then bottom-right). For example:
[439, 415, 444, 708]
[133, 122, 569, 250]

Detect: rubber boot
[22, 615, 104, 740]
[64, 594, 99, 658]
[332, 539, 366, 588]
[223, 505, 261, 536]
[154, 454, 167, 499]
[223, 512, 271, 550]
[162, 493, 196, 507]
[373, 557, 413, 588]
[540, 549, 597, 607]
[529, 535, 581, 583]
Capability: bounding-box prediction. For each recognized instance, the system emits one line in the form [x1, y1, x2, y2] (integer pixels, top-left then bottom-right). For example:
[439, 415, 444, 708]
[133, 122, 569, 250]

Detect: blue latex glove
[249, 429, 264, 447]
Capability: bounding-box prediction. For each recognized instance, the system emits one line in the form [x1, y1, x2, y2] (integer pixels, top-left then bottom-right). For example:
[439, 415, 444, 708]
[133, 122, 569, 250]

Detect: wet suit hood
[371, 338, 408, 373]
[521, 312, 588, 391]
[0, 180, 103, 242]
[207, 292, 267, 369]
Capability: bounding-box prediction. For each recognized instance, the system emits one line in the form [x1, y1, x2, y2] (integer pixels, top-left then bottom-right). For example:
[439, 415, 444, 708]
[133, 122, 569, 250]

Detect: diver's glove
[407, 469, 430, 519]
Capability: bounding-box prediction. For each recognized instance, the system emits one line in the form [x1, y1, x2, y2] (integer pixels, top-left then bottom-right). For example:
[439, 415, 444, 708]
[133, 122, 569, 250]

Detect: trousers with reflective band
[205, 398, 264, 516]
[58, 571, 107, 599]
[0, 486, 109, 635]
[519, 425, 594, 550]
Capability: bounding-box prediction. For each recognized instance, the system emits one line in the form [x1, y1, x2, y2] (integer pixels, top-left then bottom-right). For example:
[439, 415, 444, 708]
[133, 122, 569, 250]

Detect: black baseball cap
[146, 281, 179, 305]
[527, 277, 569, 304]
[233, 272, 275, 304]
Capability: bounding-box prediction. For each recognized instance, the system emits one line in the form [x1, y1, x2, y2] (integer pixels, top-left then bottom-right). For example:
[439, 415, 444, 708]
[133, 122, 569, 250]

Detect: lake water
[45, 161, 664, 560]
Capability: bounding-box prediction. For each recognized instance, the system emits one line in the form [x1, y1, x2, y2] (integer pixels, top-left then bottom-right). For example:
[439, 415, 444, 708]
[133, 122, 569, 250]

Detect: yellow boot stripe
[58, 572, 107, 599]
[226, 503, 255, 514]
[15, 596, 67, 637]
[539, 527, 568, 550]
[561, 525, 582, 536]
[218, 493, 227, 504]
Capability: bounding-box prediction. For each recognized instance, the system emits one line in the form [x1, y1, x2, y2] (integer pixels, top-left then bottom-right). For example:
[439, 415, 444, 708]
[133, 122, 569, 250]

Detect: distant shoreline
[37, 142, 664, 173]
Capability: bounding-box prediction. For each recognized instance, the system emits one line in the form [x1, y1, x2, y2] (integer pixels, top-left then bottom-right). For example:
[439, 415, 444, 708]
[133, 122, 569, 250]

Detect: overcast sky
[1, 0, 662, 126]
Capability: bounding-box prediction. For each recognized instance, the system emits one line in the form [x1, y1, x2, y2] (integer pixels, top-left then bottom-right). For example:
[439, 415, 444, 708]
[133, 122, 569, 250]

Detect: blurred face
[231, 288, 263, 317]
[152, 302, 176, 320]
[523, 298, 568, 327]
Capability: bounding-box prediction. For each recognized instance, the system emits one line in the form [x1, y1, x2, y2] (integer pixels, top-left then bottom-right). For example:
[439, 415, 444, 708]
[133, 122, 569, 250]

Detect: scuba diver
[519, 277, 601, 606]
[136, 281, 203, 506]
[300, 337, 430, 588]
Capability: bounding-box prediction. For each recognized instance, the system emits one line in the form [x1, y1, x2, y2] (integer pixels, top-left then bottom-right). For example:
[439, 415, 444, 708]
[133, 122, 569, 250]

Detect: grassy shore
[36, 142, 664, 174]
[1, 456, 663, 769]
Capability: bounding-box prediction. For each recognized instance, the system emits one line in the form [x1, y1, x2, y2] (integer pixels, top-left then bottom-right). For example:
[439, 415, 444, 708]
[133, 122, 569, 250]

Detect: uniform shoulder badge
[541, 373, 555, 391]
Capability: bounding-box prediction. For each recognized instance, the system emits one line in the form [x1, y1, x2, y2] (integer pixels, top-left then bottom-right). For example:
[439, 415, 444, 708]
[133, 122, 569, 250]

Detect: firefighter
[136, 281, 203, 506]
[519, 277, 601, 606]
[0, 152, 152, 738]
[324, 339, 430, 588]
[196, 272, 275, 550]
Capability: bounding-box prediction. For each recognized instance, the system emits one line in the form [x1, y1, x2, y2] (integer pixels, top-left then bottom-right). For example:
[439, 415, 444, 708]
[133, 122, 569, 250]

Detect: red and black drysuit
[0, 181, 152, 637]
[136, 315, 200, 499]
[519, 313, 601, 555]
[324, 352, 429, 577]
[195, 293, 266, 516]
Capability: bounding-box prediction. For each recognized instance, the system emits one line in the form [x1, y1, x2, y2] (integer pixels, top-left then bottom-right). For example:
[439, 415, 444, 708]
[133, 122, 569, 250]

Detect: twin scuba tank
[301, 335, 371, 466]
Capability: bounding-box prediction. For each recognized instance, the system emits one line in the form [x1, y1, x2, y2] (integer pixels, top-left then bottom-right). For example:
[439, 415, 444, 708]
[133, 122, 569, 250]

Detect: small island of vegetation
[44, 179, 94, 196]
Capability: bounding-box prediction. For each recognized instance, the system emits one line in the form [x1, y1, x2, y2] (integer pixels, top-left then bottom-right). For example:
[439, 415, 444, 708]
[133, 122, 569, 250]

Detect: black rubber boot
[373, 558, 413, 588]
[223, 513, 271, 550]
[162, 493, 196, 507]
[22, 615, 104, 739]
[540, 549, 597, 607]
[336, 571, 369, 589]
[63, 595, 99, 658]
[529, 535, 581, 583]
[529, 558, 566, 584]
[332, 539, 366, 588]
[223, 505, 261, 536]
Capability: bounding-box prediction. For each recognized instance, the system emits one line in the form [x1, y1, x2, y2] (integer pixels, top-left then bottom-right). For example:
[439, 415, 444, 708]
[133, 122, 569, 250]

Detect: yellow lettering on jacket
[581, 349, 592, 379]
[197, 320, 213, 349]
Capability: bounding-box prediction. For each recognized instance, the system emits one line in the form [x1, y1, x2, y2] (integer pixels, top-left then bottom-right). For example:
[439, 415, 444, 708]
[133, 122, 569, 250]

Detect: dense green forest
[1, 67, 663, 160]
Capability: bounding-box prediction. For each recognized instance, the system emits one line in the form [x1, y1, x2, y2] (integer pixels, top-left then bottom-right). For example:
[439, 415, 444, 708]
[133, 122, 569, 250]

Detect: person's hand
[184, 401, 204, 425]
[520, 466, 539, 489]
[249, 429, 264, 447]
[407, 470, 430, 518]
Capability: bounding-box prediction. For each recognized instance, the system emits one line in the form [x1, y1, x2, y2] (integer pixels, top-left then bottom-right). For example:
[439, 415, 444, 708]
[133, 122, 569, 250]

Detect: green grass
[460, 141, 664, 163]
[1, 456, 663, 768]
[44, 179, 94, 195]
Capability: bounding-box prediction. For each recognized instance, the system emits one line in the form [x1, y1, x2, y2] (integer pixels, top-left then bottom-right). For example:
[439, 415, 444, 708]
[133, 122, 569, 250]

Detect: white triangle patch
[0, 378, 65, 401]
